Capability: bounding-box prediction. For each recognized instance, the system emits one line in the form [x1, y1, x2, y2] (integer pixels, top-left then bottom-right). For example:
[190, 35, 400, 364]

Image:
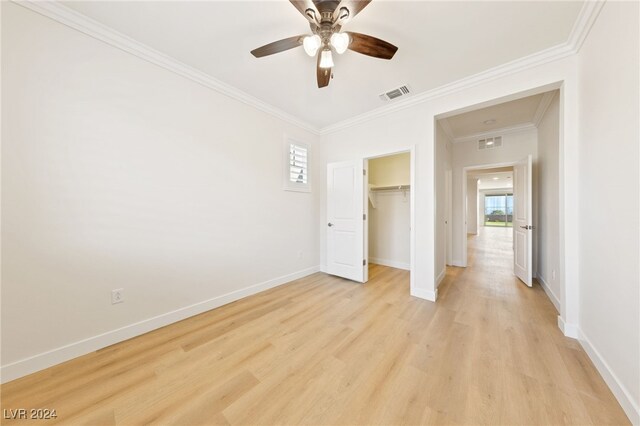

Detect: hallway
[435, 226, 630, 424]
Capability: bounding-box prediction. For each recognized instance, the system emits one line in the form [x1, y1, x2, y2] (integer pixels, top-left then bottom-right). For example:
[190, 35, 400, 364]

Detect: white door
[513, 155, 533, 286]
[326, 160, 366, 283]
[445, 170, 452, 265]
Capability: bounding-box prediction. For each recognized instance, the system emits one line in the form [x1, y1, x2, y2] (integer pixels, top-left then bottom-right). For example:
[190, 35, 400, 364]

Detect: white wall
[368, 152, 410, 186]
[368, 154, 411, 269]
[577, 1, 640, 422]
[466, 177, 478, 234]
[318, 50, 579, 304]
[435, 121, 453, 283]
[368, 192, 410, 270]
[1, 3, 320, 380]
[451, 128, 537, 265]
[536, 92, 561, 310]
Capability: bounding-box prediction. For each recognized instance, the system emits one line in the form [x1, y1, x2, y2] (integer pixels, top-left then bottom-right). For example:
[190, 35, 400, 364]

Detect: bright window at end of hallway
[284, 137, 310, 192]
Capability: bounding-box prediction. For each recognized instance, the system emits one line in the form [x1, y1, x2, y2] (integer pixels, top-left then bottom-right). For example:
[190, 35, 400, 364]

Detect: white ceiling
[443, 93, 545, 139]
[61, 1, 583, 128]
[475, 171, 513, 190]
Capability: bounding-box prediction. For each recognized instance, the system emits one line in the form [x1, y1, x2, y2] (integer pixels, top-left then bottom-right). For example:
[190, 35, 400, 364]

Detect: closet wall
[368, 153, 411, 270]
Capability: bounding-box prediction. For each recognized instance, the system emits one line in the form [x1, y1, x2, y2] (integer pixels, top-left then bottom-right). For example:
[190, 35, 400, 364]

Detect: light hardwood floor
[1, 227, 630, 425]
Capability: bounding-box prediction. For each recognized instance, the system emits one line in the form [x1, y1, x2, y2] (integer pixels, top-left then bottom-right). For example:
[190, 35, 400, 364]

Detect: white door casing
[445, 170, 452, 265]
[513, 155, 533, 286]
[326, 160, 366, 283]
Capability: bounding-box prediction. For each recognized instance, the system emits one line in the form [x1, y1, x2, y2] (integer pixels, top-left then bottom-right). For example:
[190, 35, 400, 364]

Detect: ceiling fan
[250, 0, 398, 88]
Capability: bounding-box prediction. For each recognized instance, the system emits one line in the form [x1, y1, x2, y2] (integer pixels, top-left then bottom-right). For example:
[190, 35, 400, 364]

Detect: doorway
[325, 147, 415, 293]
[366, 153, 411, 275]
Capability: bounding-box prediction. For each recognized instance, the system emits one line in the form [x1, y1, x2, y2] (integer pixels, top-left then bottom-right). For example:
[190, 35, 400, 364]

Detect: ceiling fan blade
[251, 35, 304, 58]
[333, 0, 371, 24]
[346, 32, 397, 60]
[317, 54, 331, 88]
[290, 0, 321, 24]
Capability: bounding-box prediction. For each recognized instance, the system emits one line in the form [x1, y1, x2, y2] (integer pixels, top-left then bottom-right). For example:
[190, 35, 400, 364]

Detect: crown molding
[567, 1, 606, 53]
[533, 91, 557, 127]
[319, 1, 604, 135]
[12, 0, 321, 135]
[453, 123, 536, 144]
[13, 0, 604, 138]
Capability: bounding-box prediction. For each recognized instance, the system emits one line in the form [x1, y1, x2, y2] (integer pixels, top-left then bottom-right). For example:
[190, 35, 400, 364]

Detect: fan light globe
[330, 32, 350, 54]
[319, 49, 334, 68]
[303, 35, 321, 56]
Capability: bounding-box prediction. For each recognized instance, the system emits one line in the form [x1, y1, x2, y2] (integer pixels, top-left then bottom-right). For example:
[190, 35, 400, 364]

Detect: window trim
[283, 137, 311, 193]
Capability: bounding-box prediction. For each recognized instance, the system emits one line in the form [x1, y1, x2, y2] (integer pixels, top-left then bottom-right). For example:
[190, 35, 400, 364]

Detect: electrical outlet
[552, 270, 556, 280]
[111, 288, 124, 304]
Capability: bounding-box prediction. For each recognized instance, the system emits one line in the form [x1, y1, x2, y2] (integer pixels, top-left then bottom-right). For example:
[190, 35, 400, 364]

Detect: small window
[284, 139, 310, 192]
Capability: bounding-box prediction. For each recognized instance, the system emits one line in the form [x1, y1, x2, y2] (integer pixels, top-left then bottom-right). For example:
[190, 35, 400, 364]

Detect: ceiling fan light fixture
[330, 32, 350, 54]
[303, 35, 321, 57]
[319, 49, 334, 68]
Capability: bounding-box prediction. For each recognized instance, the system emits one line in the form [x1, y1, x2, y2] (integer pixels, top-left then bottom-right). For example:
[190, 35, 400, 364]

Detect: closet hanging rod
[370, 185, 410, 191]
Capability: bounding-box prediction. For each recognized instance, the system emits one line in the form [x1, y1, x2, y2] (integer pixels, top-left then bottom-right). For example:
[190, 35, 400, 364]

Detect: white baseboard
[578, 328, 640, 425]
[0, 265, 320, 384]
[557, 316, 579, 339]
[435, 268, 446, 286]
[537, 275, 561, 312]
[369, 257, 410, 271]
[411, 287, 438, 302]
[449, 259, 465, 267]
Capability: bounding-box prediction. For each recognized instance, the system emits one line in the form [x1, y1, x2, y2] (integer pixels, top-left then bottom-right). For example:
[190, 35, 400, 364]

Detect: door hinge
[363, 259, 367, 266]
[363, 169, 366, 176]
[363, 213, 367, 220]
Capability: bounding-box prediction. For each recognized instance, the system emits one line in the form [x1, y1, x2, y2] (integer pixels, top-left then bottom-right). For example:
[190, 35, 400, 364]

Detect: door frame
[433, 80, 576, 337]
[461, 161, 519, 267]
[363, 146, 416, 294]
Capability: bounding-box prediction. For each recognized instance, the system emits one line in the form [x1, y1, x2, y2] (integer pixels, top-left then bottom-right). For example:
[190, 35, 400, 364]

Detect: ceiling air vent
[379, 85, 411, 101]
[478, 136, 502, 150]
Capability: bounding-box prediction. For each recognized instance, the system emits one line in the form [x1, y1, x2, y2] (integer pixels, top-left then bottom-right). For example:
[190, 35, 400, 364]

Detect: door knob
[328, 223, 334, 227]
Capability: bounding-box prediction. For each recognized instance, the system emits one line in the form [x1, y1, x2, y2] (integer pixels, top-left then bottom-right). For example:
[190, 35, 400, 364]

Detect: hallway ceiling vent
[379, 85, 411, 101]
[478, 136, 502, 150]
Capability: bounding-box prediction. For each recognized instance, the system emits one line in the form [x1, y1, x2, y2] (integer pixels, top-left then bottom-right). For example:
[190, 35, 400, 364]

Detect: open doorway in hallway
[466, 166, 515, 268]
[466, 166, 514, 260]
[434, 88, 561, 299]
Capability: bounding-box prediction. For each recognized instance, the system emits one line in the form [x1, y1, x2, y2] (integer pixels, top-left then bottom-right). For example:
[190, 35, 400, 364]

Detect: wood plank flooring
[1, 227, 630, 425]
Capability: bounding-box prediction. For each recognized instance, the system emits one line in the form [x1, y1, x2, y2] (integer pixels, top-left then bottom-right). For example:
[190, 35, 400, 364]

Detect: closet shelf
[368, 184, 410, 209]
[370, 184, 410, 191]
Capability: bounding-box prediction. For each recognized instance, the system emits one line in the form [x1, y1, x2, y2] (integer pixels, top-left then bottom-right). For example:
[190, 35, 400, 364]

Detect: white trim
[537, 275, 561, 312]
[369, 257, 410, 271]
[321, 42, 574, 134]
[453, 123, 537, 144]
[0, 265, 320, 384]
[557, 315, 579, 339]
[533, 91, 557, 127]
[320, 0, 601, 135]
[435, 268, 446, 286]
[578, 328, 640, 425]
[13, 0, 320, 135]
[411, 287, 438, 302]
[566, 1, 606, 53]
[449, 259, 464, 267]
[13, 1, 602, 137]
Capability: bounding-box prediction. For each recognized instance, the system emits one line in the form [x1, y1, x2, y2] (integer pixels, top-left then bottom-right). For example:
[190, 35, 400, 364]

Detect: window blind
[289, 143, 308, 184]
